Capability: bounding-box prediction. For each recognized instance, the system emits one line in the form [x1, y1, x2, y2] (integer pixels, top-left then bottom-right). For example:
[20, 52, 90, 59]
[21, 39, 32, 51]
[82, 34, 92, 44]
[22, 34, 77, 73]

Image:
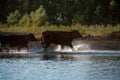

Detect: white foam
[2, 47, 43, 54]
[62, 47, 73, 52]
[54, 45, 73, 52]
[54, 45, 62, 51]
[1, 41, 120, 54]
[8, 49, 30, 53]
[54, 43, 92, 52]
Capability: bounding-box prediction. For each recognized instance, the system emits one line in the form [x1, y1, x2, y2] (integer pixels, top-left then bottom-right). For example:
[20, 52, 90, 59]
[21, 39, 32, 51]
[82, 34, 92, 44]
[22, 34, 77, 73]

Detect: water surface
[0, 52, 120, 80]
[0, 41, 120, 80]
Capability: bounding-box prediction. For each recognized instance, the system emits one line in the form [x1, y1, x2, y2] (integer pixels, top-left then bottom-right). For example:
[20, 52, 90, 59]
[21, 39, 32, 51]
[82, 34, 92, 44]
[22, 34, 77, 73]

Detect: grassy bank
[0, 24, 120, 35]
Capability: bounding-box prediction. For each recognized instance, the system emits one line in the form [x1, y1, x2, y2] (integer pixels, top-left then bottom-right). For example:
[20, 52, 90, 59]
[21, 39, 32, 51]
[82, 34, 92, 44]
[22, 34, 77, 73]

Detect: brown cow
[0, 32, 37, 52]
[41, 30, 82, 51]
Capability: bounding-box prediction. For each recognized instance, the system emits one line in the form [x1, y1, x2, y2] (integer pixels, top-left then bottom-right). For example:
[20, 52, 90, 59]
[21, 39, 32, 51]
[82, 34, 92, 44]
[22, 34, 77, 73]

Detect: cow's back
[0, 34, 29, 51]
[42, 30, 81, 42]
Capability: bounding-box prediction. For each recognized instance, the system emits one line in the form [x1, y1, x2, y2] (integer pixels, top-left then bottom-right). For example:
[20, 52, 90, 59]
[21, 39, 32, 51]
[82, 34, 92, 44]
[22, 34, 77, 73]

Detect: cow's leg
[26, 45, 29, 51]
[4, 45, 9, 52]
[17, 46, 21, 51]
[41, 41, 46, 50]
[0, 48, 2, 52]
[42, 44, 46, 49]
[1, 44, 9, 52]
[61, 45, 64, 49]
[41, 41, 44, 47]
[69, 43, 73, 49]
[44, 43, 50, 51]
[25, 45, 29, 51]
[17, 45, 23, 52]
[0, 44, 3, 52]
[6, 46, 9, 52]
[70, 43, 76, 51]
[41, 43, 46, 51]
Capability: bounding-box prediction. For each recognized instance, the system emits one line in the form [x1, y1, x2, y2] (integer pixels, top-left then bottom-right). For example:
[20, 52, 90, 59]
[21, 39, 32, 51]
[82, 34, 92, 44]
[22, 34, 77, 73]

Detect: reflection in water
[42, 54, 75, 60]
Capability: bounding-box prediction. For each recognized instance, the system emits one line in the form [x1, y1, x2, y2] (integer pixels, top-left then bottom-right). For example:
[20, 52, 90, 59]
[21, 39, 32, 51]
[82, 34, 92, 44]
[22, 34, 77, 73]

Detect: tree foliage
[19, 13, 31, 27]
[31, 5, 48, 26]
[0, 0, 120, 26]
[7, 10, 21, 25]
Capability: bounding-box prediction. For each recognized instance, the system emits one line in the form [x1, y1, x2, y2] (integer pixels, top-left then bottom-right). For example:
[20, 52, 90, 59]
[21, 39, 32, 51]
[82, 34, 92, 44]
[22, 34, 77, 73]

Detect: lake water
[0, 51, 120, 80]
[0, 41, 120, 80]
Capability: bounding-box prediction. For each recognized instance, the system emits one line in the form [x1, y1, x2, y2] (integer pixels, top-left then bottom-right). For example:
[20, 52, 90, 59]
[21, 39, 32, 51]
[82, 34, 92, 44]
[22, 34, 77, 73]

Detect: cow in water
[41, 30, 82, 51]
[0, 32, 37, 52]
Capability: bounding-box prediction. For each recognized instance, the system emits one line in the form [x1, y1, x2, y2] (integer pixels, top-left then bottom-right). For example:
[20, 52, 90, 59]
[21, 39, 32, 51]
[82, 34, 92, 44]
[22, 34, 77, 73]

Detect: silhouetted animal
[41, 30, 82, 51]
[0, 32, 37, 52]
[26, 33, 37, 41]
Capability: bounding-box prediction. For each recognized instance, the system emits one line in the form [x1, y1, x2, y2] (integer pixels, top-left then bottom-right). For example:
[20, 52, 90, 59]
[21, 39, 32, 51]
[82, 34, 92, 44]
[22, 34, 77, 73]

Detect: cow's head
[71, 30, 82, 38]
[26, 33, 37, 41]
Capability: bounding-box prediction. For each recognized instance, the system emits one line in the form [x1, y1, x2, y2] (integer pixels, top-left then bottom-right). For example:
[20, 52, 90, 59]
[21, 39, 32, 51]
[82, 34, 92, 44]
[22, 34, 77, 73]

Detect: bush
[30, 5, 48, 26]
[19, 13, 31, 27]
[7, 10, 21, 25]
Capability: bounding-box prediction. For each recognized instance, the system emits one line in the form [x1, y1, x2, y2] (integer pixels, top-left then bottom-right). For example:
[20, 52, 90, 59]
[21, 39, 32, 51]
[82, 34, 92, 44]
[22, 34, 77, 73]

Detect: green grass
[0, 24, 120, 35]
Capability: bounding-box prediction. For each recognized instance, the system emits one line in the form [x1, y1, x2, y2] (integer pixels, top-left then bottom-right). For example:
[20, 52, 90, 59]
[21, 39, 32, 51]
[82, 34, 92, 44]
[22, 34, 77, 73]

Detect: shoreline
[0, 30, 120, 41]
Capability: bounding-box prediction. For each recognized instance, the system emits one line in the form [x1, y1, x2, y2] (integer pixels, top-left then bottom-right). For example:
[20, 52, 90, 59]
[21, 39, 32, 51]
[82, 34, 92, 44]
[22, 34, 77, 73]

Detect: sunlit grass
[0, 24, 120, 35]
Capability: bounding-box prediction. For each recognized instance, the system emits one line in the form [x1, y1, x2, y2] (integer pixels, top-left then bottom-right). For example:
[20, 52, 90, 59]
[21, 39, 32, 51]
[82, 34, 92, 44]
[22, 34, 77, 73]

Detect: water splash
[1, 41, 120, 54]
[54, 45, 62, 51]
[73, 43, 91, 51]
[1, 49, 29, 54]
[54, 45, 72, 52]
[54, 42, 92, 52]
[2, 47, 43, 54]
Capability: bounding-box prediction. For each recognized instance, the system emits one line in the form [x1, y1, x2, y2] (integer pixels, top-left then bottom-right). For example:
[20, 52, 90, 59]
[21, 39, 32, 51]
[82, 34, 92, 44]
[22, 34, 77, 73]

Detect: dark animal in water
[0, 32, 37, 52]
[26, 33, 37, 41]
[41, 30, 82, 51]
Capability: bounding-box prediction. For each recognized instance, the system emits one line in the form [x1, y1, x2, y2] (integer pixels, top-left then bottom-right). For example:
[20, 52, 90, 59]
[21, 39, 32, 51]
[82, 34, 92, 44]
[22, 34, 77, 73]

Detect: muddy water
[0, 41, 120, 80]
